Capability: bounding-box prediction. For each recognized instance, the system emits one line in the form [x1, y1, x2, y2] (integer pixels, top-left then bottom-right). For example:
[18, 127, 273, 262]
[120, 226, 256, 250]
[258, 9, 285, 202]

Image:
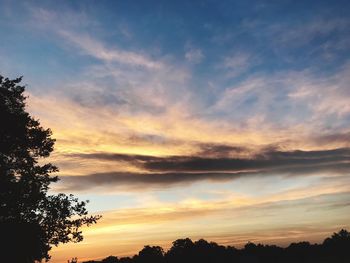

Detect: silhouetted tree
[0, 75, 100, 262]
[241, 242, 259, 263]
[285, 241, 313, 263]
[136, 246, 164, 263]
[84, 229, 350, 263]
[324, 229, 350, 245]
[118, 257, 133, 263]
[322, 229, 350, 262]
[192, 239, 229, 263]
[102, 256, 119, 263]
[166, 238, 194, 263]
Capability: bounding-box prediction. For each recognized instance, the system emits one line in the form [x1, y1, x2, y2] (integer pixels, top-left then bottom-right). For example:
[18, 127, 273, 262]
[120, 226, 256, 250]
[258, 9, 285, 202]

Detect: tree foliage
[0, 75, 100, 262]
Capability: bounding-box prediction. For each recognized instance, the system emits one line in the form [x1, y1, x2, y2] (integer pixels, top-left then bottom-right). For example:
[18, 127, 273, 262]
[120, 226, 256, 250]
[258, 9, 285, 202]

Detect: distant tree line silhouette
[81, 229, 350, 263]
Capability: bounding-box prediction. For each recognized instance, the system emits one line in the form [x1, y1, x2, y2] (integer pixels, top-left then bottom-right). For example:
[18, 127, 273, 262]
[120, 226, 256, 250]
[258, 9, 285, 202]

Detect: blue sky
[1, 0, 350, 126]
[1, 1, 350, 262]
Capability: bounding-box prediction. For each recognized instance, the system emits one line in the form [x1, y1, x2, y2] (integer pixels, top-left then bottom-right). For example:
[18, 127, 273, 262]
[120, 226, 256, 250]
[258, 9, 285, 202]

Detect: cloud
[221, 52, 256, 78]
[58, 171, 246, 192]
[314, 132, 350, 147]
[288, 63, 350, 117]
[273, 17, 350, 47]
[18, 5, 350, 197]
[143, 149, 350, 173]
[28, 7, 163, 70]
[90, 191, 350, 228]
[213, 62, 350, 131]
[195, 143, 247, 158]
[185, 48, 204, 64]
[67, 147, 350, 172]
[58, 30, 163, 69]
[23, 7, 350, 151]
[56, 147, 350, 191]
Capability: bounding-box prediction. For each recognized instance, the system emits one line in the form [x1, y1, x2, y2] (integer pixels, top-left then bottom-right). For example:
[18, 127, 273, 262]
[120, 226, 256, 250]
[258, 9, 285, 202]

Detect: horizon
[1, 1, 350, 262]
[59, 229, 350, 262]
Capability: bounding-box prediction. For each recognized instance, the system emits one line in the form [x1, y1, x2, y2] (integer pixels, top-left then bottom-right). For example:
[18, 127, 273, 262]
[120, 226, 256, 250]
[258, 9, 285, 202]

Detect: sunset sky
[1, 0, 350, 262]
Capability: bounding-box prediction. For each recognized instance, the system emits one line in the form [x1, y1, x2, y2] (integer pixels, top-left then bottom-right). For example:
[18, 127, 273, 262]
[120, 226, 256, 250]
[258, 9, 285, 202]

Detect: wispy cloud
[185, 48, 204, 64]
[213, 63, 350, 131]
[221, 52, 257, 78]
[29, 7, 164, 70]
[272, 18, 350, 47]
[288, 63, 350, 117]
[58, 30, 163, 69]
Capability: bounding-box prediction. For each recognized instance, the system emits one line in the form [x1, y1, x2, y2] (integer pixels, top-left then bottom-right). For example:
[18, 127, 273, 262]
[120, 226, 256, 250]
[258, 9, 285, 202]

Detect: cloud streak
[58, 30, 163, 69]
[57, 147, 350, 191]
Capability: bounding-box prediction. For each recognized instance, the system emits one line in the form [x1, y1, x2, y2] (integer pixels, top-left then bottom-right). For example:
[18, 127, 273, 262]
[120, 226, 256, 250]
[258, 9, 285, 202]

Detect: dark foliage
[83, 229, 350, 263]
[0, 75, 100, 262]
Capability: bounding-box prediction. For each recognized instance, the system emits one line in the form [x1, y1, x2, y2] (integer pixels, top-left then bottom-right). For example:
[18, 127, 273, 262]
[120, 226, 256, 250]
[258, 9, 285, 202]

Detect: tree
[137, 245, 164, 263]
[322, 229, 350, 262]
[166, 238, 194, 263]
[101, 256, 119, 263]
[0, 75, 100, 262]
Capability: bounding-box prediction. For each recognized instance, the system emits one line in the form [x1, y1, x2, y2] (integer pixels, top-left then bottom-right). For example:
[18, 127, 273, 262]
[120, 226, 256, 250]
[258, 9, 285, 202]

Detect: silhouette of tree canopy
[101, 256, 119, 263]
[0, 75, 100, 262]
[135, 245, 164, 263]
[82, 229, 350, 263]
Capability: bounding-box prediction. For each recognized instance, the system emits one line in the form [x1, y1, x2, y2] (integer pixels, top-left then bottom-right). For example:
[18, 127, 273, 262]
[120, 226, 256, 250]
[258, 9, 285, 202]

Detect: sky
[1, 0, 350, 262]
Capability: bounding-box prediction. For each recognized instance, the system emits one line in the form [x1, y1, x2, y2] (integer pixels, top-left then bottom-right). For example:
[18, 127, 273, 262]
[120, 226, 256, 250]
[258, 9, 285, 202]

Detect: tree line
[81, 229, 350, 263]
